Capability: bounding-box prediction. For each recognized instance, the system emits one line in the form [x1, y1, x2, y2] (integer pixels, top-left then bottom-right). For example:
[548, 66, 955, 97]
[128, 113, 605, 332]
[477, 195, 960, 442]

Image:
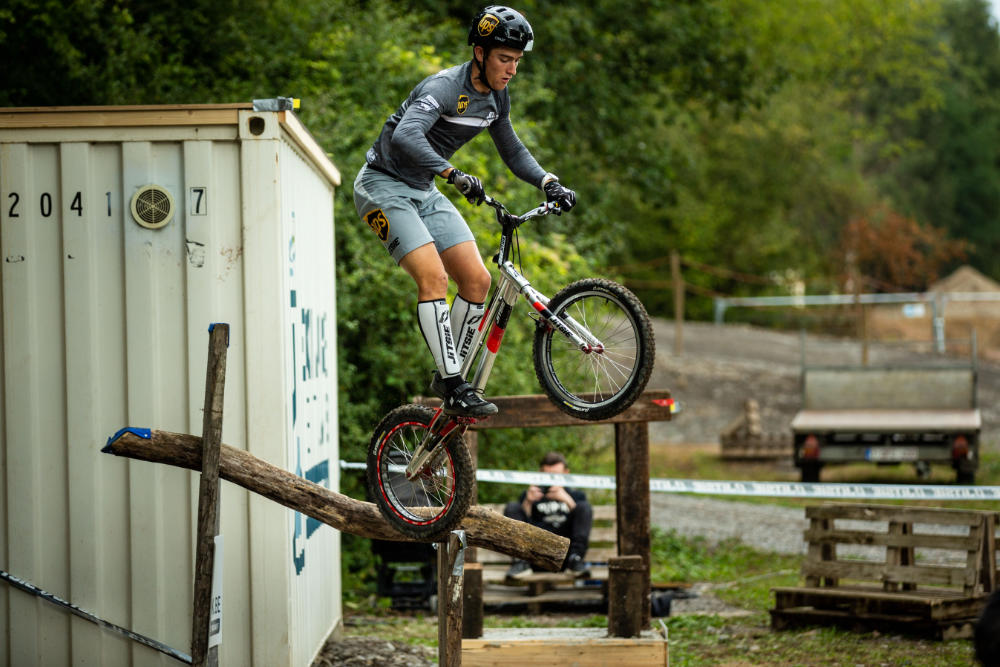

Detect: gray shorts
[353, 165, 475, 264]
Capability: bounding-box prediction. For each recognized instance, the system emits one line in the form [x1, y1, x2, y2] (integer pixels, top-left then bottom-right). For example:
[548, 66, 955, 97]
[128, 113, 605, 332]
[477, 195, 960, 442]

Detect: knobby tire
[367, 404, 473, 539]
[533, 278, 655, 421]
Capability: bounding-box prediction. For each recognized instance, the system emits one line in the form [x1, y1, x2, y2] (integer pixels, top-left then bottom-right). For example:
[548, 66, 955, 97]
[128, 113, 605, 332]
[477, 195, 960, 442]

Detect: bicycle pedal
[455, 415, 490, 425]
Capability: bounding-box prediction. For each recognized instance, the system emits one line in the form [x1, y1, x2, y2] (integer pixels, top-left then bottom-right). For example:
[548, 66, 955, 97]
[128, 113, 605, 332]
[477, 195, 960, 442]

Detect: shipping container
[0, 103, 341, 666]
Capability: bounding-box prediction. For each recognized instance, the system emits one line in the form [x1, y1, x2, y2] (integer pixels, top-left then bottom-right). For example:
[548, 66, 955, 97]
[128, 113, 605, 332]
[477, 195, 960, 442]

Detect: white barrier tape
[341, 461, 1000, 500]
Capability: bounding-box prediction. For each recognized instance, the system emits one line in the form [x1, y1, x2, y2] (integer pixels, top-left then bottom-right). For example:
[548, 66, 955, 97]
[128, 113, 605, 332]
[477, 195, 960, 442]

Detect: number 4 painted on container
[190, 187, 207, 216]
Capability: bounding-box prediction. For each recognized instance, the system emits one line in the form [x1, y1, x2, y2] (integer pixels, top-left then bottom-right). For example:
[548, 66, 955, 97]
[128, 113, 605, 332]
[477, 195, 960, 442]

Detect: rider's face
[476, 46, 523, 90]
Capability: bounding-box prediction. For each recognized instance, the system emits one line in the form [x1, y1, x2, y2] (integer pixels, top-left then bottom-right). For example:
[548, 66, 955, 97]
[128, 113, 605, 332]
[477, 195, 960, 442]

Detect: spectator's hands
[543, 180, 576, 212]
[545, 485, 576, 509]
[522, 485, 545, 516]
[447, 168, 485, 205]
[525, 485, 545, 503]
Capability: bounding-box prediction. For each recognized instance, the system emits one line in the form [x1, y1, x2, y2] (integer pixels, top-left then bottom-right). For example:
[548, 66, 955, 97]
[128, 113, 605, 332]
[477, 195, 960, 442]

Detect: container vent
[130, 185, 175, 229]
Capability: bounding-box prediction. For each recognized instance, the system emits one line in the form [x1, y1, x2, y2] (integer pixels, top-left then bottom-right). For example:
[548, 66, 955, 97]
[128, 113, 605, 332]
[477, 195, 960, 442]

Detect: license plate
[865, 446, 919, 462]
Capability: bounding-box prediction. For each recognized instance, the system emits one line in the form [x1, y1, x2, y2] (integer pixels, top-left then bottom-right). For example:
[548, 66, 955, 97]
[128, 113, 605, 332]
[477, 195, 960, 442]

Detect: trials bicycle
[367, 195, 655, 539]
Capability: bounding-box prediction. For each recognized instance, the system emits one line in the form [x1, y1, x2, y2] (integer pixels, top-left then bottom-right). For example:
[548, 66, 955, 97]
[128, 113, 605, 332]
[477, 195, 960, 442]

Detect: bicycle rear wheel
[533, 278, 655, 421]
[367, 404, 473, 539]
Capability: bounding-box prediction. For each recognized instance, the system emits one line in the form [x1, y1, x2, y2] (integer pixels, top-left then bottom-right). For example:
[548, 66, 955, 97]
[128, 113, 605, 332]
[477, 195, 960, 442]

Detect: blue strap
[102, 427, 151, 453]
[208, 322, 231, 347]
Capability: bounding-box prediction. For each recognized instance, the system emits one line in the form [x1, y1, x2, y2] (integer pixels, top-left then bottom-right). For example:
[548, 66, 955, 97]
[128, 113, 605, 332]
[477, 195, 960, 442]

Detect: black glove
[447, 168, 485, 205]
[543, 179, 576, 212]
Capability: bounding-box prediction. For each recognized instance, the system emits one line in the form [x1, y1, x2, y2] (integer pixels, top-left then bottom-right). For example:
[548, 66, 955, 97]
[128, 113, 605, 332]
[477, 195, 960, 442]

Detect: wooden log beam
[102, 429, 568, 571]
[412, 389, 673, 429]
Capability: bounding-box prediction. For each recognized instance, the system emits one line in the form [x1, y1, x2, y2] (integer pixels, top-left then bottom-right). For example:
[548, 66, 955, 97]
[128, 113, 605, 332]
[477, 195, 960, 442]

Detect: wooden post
[191, 323, 229, 667]
[462, 429, 484, 639]
[615, 421, 651, 626]
[980, 515, 997, 594]
[462, 563, 484, 640]
[465, 430, 479, 564]
[607, 555, 645, 638]
[438, 531, 466, 667]
[671, 250, 683, 356]
[861, 304, 870, 366]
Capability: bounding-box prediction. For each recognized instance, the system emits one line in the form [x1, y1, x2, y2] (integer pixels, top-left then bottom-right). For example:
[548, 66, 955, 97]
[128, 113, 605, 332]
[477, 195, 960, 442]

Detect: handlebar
[482, 195, 561, 227]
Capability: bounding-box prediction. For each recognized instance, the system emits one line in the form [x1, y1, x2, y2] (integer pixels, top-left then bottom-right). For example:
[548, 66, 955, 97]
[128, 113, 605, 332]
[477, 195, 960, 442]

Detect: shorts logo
[365, 208, 389, 242]
[477, 14, 499, 36]
[457, 94, 469, 115]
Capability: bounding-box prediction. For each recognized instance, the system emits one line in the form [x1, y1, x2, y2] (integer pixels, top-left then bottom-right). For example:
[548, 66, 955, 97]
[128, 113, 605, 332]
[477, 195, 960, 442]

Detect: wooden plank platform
[463, 628, 668, 667]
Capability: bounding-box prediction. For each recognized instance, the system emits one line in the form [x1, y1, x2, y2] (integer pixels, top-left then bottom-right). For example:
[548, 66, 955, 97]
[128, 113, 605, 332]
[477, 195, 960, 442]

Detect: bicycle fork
[404, 408, 462, 481]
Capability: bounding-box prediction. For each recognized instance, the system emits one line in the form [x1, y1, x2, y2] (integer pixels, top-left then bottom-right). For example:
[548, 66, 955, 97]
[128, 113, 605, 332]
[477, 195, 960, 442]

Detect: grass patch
[665, 620, 975, 666]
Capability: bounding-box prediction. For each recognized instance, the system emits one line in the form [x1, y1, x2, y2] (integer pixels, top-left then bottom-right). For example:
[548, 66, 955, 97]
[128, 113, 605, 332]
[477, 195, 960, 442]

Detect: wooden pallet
[771, 503, 999, 638]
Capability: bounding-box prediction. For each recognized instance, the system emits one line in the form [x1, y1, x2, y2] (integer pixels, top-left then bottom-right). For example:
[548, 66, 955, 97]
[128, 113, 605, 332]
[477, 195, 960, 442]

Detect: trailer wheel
[956, 469, 975, 485]
[801, 462, 822, 483]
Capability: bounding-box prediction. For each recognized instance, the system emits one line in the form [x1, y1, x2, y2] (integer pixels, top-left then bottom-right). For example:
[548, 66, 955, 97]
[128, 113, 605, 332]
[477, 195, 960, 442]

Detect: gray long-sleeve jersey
[365, 61, 547, 191]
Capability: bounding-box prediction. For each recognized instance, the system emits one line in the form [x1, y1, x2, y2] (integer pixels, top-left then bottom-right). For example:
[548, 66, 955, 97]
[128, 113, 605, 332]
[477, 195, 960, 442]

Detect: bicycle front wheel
[533, 278, 655, 421]
[367, 404, 473, 539]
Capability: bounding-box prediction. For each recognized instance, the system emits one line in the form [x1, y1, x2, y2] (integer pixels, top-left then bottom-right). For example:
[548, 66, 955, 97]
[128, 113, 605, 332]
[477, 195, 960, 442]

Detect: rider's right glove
[447, 168, 485, 205]
[543, 179, 577, 212]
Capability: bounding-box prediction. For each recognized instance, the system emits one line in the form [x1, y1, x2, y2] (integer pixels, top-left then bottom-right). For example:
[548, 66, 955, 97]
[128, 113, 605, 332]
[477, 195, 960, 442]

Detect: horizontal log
[412, 389, 673, 429]
[102, 429, 568, 571]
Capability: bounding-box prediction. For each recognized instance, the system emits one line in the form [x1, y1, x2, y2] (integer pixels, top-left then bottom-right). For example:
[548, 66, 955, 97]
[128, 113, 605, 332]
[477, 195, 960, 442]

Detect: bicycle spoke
[543, 289, 645, 406]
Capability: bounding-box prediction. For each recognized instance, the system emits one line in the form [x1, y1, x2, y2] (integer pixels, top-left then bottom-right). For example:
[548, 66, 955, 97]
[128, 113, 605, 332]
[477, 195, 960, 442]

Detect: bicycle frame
[403, 196, 607, 481]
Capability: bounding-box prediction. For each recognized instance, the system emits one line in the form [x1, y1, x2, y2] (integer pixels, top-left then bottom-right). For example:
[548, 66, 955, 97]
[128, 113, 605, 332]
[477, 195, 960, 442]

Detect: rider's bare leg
[401, 242, 449, 301]
[440, 240, 491, 303]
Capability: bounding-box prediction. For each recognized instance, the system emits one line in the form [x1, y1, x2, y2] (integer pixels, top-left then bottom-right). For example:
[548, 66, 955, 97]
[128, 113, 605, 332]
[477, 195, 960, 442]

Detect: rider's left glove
[543, 180, 576, 212]
[447, 168, 485, 205]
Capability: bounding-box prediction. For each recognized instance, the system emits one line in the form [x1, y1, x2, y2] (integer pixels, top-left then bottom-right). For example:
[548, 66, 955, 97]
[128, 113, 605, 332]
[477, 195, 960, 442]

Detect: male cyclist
[353, 5, 576, 417]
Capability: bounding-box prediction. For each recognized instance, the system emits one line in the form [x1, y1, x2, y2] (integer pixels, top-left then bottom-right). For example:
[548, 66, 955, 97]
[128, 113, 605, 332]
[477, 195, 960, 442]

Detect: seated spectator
[504, 451, 593, 579]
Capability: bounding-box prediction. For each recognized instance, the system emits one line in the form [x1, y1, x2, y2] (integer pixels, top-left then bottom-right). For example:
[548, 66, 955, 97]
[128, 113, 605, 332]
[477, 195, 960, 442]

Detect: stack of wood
[719, 398, 792, 460]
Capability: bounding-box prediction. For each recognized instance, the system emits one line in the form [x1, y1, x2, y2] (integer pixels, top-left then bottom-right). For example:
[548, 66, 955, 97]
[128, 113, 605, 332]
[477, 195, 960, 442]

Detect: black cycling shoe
[430, 372, 497, 417]
[429, 371, 449, 399]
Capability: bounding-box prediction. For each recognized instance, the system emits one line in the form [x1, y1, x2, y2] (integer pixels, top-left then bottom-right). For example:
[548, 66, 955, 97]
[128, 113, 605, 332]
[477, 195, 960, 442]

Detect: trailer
[791, 348, 980, 484]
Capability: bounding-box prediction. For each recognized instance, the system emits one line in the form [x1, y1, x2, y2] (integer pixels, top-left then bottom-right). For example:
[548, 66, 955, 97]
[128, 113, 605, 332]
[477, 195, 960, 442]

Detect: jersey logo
[478, 14, 499, 36]
[457, 94, 469, 115]
[365, 208, 389, 242]
[413, 94, 440, 114]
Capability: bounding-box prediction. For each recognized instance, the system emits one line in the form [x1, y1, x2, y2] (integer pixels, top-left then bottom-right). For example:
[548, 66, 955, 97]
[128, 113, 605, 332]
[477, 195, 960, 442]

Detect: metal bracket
[450, 530, 467, 577]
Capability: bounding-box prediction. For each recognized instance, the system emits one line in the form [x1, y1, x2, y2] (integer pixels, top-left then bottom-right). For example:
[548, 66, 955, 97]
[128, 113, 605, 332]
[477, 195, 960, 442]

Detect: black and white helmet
[468, 6, 534, 52]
